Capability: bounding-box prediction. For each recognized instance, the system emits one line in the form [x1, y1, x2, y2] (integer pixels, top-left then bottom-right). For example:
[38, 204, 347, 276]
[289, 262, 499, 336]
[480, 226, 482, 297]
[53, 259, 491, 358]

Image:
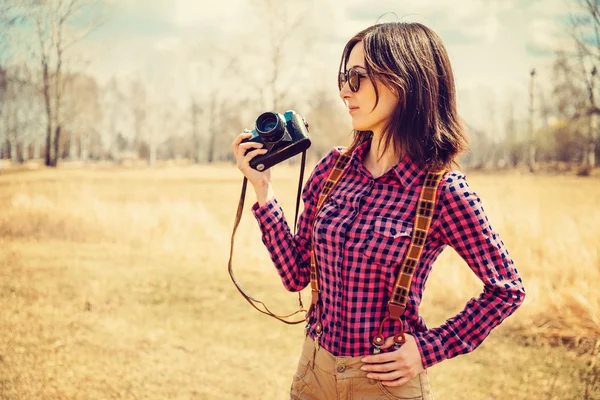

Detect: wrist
[253, 180, 275, 207]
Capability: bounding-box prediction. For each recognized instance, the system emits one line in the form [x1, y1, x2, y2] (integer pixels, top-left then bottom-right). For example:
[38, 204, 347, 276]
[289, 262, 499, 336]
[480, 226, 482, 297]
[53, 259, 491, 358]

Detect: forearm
[413, 283, 525, 369]
[253, 179, 276, 207]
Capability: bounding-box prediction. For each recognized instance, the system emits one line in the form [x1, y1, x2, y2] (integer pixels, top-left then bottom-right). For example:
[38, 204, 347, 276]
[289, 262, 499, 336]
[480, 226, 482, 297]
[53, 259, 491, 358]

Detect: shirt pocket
[363, 216, 413, 267]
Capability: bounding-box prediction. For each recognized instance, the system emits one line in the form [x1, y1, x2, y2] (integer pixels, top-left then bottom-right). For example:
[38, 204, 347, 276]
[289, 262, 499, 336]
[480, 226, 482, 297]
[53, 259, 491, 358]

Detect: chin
[351, 118, 368, 131]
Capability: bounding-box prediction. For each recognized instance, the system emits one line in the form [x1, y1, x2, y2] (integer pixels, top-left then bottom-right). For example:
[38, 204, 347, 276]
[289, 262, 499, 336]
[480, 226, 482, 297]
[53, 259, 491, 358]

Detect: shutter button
[337, 364, 346, 373]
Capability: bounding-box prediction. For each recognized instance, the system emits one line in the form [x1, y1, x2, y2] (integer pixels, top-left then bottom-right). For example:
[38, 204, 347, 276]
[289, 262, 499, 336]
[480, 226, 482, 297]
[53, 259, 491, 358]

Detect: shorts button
[337, 364, 346, 373]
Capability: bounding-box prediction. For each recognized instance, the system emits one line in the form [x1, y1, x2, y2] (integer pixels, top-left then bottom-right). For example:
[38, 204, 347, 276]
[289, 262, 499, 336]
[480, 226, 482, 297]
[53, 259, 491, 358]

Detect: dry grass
[0, 164, 598, 399]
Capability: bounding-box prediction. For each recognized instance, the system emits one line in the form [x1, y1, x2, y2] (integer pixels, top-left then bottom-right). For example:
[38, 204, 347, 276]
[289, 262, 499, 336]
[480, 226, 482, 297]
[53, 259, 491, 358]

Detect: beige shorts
[291, 335, 434, 400]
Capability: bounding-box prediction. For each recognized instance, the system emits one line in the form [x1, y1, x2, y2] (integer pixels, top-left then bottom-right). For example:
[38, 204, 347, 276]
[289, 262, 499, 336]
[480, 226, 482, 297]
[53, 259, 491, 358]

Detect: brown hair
[339, 22, 469, 170]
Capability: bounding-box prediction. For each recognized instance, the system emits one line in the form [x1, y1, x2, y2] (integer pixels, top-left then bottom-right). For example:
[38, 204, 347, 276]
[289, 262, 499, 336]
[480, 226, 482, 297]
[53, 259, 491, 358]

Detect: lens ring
[256, 112, 285, 143]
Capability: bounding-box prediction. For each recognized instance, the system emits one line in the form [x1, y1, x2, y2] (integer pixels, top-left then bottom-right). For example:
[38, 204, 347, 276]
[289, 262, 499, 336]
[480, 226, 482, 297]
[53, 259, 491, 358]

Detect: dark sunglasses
[338, 67, 368, 92]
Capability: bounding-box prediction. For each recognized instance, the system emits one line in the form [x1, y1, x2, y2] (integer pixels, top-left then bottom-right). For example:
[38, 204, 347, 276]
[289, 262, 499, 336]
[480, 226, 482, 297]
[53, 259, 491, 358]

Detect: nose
[339, 81, 353, 100]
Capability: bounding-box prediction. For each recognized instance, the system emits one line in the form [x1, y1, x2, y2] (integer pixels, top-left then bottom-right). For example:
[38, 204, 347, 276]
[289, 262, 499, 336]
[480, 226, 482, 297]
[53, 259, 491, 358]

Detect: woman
[231, 22, 526, 400]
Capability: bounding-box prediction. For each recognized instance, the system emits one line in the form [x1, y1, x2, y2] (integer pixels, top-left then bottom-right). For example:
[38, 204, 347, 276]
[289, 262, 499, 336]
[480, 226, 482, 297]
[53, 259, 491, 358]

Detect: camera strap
[227, 150, 309, 324]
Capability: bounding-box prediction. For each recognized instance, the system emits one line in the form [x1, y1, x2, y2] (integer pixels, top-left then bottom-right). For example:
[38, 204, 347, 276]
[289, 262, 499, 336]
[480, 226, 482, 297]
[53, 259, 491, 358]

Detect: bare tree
[101, 76, 127, 161]
[194, 47, 241, 163]
[0, 63, 44, 163]
[8, 0, 107, 167]
[250, 0, 318, 111]
[63, 72, 101, 162]
[568, 0, 600, 169]
[130, 79, 147, 161]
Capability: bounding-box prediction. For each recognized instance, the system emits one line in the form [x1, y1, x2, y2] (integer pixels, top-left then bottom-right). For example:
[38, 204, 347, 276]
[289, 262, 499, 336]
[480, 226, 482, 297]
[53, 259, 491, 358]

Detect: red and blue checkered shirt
[251, 139, 526, 369]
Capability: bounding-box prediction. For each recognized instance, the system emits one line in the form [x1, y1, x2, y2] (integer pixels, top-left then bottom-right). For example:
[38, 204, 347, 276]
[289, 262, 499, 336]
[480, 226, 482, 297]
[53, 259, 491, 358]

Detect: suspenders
[307, 149, 446, 354]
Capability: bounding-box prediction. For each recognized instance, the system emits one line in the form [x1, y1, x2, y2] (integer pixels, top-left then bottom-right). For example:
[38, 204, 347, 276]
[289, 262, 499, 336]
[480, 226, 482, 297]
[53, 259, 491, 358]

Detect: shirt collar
[350, 138, 426, 189]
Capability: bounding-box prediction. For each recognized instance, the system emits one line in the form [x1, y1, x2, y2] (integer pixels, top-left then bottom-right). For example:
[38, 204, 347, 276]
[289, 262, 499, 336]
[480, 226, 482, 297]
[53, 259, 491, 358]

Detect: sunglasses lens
[338, 68, 363, 92]
[338, 72, 345, 91]
[350, 69, 362, 92]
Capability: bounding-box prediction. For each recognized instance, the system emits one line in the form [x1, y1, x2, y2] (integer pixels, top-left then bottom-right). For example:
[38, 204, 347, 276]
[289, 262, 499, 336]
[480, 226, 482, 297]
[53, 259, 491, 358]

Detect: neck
[363, 133, 402, 178]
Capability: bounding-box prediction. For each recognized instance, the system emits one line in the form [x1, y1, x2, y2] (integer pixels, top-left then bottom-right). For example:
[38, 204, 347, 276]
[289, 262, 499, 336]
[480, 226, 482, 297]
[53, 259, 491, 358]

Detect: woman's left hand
[360, 334, 425, 387]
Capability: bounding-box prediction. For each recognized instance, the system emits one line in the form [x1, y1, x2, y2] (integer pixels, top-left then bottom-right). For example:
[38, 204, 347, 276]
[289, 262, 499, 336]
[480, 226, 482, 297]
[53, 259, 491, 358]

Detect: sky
[77, 0, 573, 132]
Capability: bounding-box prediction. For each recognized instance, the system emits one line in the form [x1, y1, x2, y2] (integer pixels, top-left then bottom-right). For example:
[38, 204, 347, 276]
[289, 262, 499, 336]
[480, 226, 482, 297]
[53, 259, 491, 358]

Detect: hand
[231, 130, 271, 187]
[360, 334, 425, 387]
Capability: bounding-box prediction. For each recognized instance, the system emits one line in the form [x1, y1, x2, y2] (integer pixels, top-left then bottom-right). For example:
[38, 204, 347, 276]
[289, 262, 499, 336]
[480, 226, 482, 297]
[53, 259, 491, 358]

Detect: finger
[381, 375, 412, 387]
[243, 148, 268, 162]
[361, 361, 400, 373]
[362, 351, 399, 364]
[236, 143, 263, 161]
[238, 142, 264, 150]
[238, 149, 267, 161]
[231, 131, 253, 148]
[367, 369, 404, 382]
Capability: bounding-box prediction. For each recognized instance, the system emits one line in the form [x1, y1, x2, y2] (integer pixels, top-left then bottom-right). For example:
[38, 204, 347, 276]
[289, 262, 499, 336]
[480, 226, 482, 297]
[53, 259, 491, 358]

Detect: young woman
[231, 22, 526, 400]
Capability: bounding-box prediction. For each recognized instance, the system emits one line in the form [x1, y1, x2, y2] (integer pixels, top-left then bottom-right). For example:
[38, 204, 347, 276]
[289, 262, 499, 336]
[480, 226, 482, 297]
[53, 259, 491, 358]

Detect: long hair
[339, 22, 469, 170]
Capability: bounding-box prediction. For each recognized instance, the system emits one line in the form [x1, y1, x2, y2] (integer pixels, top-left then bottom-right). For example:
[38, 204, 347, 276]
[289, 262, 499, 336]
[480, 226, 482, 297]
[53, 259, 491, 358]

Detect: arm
[251, 148, 339, 292]
[412, 172, 526, 369]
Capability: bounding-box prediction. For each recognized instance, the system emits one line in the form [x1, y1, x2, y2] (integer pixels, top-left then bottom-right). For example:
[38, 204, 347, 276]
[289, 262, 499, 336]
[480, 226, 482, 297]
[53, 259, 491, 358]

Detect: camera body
[241, 110, 311, 171]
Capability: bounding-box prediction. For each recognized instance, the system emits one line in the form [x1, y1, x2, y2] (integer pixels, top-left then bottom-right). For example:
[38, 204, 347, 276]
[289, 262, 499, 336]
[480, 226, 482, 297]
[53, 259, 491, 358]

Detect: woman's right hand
[231, 131, 271, 188]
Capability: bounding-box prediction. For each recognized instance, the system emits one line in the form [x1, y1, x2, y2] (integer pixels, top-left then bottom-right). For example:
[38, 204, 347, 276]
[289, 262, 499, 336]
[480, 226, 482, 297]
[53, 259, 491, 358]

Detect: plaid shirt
[251, 139, 526, 369]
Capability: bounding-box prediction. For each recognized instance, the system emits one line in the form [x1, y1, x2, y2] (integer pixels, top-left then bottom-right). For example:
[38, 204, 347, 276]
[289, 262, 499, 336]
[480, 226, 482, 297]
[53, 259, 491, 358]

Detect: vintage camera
[242, 110, 311, 171]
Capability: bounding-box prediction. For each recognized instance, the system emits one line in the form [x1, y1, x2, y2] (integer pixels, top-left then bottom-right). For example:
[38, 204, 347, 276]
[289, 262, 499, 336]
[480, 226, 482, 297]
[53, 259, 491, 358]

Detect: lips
[348, 106, 359, 114]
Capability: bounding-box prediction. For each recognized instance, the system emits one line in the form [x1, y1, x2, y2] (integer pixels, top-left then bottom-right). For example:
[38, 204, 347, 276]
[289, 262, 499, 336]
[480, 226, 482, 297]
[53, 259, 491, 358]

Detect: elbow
[505, 281, 526, 312]
[515, 285, 527, 309]
[282, 278, 310, 293]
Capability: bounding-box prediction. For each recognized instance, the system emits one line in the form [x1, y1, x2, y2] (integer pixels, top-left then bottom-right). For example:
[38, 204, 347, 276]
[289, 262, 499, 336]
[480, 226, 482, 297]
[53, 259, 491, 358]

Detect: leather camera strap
[227, 151, 308, 324]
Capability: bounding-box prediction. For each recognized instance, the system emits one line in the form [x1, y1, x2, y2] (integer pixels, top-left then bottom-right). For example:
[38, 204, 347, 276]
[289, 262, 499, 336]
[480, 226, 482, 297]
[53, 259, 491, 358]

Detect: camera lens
[256, 112, 285, 143]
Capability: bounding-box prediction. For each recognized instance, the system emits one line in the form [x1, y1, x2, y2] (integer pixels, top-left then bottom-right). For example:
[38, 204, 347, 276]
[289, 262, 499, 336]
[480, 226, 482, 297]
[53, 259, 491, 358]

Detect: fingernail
[361, 358, 367, 362]
[367, 374, 373, 379]
[360, 366, 367, 371]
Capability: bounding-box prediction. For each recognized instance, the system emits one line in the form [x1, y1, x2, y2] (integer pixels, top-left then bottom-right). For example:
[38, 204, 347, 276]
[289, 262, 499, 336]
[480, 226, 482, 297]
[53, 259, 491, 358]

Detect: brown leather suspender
[229, 144, 446, 355]
[371, 170, 446, 354]
[305, 149, 446, 354]
[305, 150, 354, 341]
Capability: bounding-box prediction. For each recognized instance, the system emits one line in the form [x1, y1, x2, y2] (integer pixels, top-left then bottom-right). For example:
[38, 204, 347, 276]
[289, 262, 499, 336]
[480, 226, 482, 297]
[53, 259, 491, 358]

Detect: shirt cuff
[412, 329, 446, 369]
[251, 197, 284, 231]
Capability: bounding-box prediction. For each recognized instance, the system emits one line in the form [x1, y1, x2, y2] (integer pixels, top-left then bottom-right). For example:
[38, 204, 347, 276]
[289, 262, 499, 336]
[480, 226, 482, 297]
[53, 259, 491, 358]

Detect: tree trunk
[42, 60, 53, 167]
[52, 124, 60, 166]
[70, 131, 78, 160]
[207, 94, 216, 163]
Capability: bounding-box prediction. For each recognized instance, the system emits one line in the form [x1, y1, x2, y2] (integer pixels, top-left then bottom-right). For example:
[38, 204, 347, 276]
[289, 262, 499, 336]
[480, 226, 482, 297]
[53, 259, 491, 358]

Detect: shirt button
[337, 282, 342, 288]
[337, 364, 346, 373]
[335, 321, 341, 327]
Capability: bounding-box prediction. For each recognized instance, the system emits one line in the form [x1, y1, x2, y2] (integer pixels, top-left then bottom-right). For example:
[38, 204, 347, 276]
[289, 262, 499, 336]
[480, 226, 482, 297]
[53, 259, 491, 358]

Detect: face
[339, 41, 400, 135]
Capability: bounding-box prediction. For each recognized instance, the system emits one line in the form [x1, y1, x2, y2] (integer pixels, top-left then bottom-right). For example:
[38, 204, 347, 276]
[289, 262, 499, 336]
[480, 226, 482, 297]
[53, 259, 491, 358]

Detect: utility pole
[528, 69, 536, 173]
[588, 66, 597, 170]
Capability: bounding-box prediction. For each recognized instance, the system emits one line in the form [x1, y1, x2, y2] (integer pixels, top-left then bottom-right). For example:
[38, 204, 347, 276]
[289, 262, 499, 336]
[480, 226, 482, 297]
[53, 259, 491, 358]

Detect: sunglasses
[338, 67, 368, 92]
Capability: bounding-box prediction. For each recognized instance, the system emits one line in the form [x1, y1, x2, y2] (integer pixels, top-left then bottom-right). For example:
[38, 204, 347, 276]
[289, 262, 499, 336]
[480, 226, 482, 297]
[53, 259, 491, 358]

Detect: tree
[568, 0, 600, 168]
[4, 0, 107, 167]
[63, 72, 101, 161]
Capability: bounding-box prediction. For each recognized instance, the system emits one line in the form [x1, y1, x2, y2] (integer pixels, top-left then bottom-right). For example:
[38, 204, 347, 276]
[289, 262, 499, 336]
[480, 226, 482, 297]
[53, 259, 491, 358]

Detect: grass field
[0, 164, 599, 399]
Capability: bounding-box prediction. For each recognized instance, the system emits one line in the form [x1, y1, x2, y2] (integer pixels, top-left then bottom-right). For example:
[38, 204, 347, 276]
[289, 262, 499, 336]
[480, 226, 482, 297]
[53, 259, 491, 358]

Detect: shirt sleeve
[412, 172, 526, 369]
[251, 147, 340, 292]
